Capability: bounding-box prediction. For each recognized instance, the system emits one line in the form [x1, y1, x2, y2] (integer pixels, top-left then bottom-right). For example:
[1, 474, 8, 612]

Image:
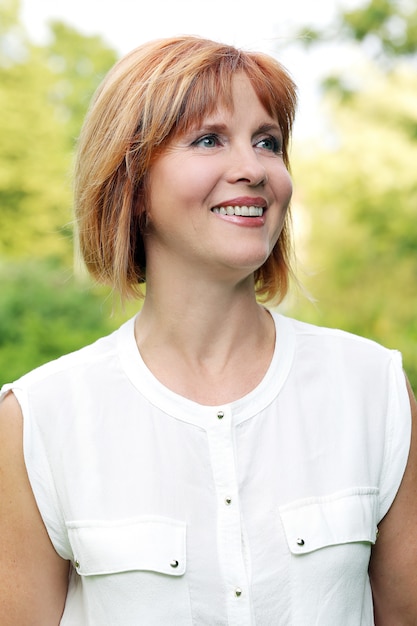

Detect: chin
[221, 254, 270, 278]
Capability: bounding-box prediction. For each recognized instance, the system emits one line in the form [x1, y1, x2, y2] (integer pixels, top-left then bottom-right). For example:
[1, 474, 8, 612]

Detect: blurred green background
[1, 0, 416, 389]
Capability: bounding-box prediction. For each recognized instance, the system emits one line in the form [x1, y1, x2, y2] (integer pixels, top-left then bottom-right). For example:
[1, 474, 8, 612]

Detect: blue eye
[256, 136, 282, 154]
[193, 134, 219, 148]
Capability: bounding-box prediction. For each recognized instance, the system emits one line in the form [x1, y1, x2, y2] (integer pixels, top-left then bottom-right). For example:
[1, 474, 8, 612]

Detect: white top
[1, 312, 411, 625]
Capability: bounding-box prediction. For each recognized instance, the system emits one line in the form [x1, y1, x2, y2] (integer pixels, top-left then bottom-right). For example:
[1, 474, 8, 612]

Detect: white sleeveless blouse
[1, 313, 411, 625]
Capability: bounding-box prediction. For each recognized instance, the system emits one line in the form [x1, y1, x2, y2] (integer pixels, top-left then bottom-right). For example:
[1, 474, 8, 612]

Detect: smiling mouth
[211, 205, 264, 217]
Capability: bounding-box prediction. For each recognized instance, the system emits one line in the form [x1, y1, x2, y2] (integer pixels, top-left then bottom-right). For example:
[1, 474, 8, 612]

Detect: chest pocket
[278, 487, 379, 626]
[279, 486, 379, 555]
[66, 515, 186, 576]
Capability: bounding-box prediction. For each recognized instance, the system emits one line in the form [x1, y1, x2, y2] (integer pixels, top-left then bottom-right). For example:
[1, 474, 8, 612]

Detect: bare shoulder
[369, 377, 417, 625]
[0, 392, 69, 625]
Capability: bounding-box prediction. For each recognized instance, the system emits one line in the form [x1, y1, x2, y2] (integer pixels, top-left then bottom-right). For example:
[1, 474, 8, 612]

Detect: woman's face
[144, 72, 293, 284]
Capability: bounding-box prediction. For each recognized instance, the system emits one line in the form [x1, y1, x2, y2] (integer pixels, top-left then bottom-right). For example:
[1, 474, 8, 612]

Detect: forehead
[203, 75, 277, 124]
[174, 71, 278, 136]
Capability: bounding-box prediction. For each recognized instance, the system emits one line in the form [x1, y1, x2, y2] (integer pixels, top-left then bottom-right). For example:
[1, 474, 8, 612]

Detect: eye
[192, 134, 221, 148]
[255, 136, 283, 154]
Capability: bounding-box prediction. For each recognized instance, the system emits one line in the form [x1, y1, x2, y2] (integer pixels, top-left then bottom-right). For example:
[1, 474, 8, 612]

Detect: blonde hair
[74, 35, 297, 302]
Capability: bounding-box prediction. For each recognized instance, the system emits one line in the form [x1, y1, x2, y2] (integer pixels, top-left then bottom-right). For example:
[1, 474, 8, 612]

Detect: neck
[134, 272, 276, 404]
[138, 272, 263, 349]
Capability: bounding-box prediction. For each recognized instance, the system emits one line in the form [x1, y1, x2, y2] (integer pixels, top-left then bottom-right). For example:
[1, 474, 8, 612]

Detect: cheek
[268, 161, 293, 206]
[280, 170, 293, 205]
[148, 157, 214, 214]
[270, 172, 293, 241]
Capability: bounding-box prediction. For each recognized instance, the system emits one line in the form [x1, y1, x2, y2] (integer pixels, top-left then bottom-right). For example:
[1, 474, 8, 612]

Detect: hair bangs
[166, 50, 296, 170]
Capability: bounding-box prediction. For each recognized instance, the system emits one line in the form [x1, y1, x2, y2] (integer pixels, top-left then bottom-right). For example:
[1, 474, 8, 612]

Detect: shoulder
[285, 314, 388, 351]
[275, 313, 396, 371]
[0, 392, 70, 623]
[1, 318, 134, 398]
[272, 313, 407, 420]
[273, 313, 412, 518]
[369, 380, 417, 623]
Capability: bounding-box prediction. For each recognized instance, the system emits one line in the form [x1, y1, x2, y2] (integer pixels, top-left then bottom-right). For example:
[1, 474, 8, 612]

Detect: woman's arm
[369, 377, 417, 625]
[0, 392, 69, 625]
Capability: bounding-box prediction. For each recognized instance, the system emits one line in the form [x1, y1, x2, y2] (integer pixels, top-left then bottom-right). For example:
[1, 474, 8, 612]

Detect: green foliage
[0, 8, 123, 384]
[290, 64, 417, 389]
[0, 1, 74, 260]
[45, 21, 118, 147]
[0, 261, 138, 387]
[296, 0, 417, 61]
[287, 0, 417, 391]
[342, 0, 417, 56]
[0, 13, 117, 261]
[0, 46, 73, 260]
[0, 0, 20, 41]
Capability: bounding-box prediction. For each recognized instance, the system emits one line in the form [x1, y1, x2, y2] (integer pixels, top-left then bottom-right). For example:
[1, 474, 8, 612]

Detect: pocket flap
[279, 487, 379, 555]
[66, 515, 186, 576]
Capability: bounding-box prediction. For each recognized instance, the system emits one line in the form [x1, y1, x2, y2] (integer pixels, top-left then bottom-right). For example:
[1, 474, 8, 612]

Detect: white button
[217, 411, 224, 419]
[296, 538, 305, 546]
[225, 497, 232, 505]
[235, 587, 242, 597]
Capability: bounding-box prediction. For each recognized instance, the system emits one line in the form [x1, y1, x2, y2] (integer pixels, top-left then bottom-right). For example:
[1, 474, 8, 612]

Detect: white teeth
[212, 205, 264, 217]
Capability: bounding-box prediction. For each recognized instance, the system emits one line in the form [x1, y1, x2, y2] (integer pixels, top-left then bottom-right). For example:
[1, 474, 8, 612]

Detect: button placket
[207, 407, 252, 623]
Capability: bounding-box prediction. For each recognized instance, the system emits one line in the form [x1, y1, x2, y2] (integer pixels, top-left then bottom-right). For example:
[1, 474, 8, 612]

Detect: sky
[20, 0, 364, 138]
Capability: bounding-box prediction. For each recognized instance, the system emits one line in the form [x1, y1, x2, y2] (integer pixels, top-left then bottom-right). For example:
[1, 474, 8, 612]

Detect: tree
[0, 46, 74, 260]
[0, 8, 117, 261]
[0, 4, 124, 383]
[298, 0, 417, 61]
[0, 0, 21, 48]
[0, 261, 138, 386]
[44, 21, 118, 148]
[340, 0, 417, 58]
[288, 0, 417, 389]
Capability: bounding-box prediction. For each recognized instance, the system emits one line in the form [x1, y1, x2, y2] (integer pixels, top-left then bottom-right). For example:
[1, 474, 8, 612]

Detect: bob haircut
[74, 35, 297, 303]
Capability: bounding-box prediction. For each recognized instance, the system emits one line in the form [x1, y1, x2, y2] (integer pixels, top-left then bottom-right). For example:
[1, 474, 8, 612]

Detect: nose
[226, 143, 268, 186]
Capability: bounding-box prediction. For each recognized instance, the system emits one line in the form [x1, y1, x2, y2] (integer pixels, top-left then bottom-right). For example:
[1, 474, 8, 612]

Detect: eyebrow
[256, 123, 282, 137]
[190, 122, 228, 134]
[190, 121, 282, 136]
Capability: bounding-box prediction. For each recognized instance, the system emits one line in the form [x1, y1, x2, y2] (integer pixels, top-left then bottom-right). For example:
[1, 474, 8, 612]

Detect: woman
[0, 36, 416, 625]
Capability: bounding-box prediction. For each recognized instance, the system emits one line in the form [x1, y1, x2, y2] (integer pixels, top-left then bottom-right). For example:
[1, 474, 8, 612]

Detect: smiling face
[144, 73, 293, 286]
